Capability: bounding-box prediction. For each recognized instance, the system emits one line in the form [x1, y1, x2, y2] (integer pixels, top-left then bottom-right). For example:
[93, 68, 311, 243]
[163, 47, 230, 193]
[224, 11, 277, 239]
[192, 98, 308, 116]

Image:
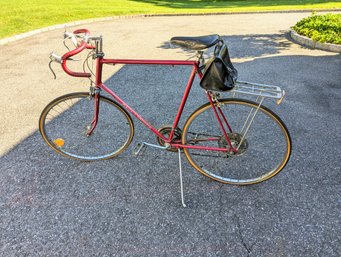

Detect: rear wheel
[182, 98, 291, 185]
[39, 92, 134, 161]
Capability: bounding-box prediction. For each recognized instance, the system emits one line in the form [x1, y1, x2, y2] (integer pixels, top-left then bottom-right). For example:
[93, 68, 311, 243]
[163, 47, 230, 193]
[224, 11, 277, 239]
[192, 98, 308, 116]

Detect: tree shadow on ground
[1, 29, 340, 256]
[130, 0, 330, 9]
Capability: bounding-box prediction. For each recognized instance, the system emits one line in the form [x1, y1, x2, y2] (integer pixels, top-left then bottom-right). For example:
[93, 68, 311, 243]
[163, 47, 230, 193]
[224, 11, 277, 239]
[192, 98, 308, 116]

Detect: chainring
[156, 125, 182, 152]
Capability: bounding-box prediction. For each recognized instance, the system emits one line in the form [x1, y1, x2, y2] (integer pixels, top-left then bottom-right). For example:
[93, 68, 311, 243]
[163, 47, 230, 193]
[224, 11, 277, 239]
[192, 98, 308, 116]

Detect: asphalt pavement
[0, 12, 340, 256]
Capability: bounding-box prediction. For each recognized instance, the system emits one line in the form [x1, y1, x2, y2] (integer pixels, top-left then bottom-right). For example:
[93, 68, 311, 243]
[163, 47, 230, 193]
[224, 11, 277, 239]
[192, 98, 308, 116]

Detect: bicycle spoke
[191, 152, 228, 159]
[182, 99, 291, 184]
[39, 93, 134, 161]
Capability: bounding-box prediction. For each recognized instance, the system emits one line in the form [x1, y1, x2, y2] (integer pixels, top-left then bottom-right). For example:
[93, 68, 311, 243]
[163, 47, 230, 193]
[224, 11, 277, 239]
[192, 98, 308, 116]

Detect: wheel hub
[218, 133, 248, 156]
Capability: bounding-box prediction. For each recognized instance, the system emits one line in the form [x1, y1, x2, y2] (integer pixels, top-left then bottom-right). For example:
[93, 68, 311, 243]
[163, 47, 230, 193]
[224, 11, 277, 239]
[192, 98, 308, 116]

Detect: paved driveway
[0, 12, 340, 256]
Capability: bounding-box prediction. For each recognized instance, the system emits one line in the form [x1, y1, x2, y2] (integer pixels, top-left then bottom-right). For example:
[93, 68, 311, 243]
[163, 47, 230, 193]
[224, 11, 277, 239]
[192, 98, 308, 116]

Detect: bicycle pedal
[133, 143, 146, 156]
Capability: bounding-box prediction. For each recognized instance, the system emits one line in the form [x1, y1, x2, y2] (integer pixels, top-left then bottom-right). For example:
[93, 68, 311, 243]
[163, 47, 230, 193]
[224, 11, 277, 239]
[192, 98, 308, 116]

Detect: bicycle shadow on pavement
[1, 49, 340, 255]
[160, 33, 292, 59]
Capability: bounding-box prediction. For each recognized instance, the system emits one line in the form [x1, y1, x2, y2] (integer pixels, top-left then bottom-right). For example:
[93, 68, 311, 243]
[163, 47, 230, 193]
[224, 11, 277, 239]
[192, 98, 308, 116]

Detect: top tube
[59, 28, 202, 78]
[101, 59, 198, 66]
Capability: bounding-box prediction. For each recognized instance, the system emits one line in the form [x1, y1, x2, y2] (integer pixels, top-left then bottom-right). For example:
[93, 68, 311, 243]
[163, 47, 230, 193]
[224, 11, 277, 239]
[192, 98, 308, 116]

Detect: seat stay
[206, 92, 236, 153]
[237, 97, 265, 150]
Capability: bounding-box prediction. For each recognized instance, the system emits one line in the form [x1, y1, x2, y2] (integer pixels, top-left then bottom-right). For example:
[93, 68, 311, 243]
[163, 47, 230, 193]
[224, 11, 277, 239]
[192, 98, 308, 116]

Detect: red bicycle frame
[61, 30, 235, 153]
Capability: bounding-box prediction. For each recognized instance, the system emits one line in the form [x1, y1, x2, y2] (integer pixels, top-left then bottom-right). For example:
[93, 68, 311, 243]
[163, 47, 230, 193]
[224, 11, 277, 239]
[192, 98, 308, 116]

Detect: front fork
[86, 87, 101, 136]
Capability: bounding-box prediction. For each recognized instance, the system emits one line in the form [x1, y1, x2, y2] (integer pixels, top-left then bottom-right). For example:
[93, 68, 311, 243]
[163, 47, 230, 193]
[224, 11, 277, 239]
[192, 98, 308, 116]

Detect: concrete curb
[290, 30, 341, 53]
[0, 16, 142, 46]
[1, 9, 340, 46]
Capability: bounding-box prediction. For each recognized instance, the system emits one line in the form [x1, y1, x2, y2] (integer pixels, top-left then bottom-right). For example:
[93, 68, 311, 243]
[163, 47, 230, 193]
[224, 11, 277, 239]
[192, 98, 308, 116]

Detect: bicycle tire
[39, 92, 134, 161]
[182, 98, 291, 185]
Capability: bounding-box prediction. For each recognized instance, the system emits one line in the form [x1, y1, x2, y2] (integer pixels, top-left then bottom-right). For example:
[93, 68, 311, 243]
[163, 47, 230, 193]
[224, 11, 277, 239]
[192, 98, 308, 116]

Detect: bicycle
[40, 29, 291, 206]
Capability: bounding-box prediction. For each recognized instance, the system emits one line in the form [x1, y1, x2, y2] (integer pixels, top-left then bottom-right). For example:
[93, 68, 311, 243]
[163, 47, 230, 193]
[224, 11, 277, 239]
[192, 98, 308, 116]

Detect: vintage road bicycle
[40, 29, 291, 206]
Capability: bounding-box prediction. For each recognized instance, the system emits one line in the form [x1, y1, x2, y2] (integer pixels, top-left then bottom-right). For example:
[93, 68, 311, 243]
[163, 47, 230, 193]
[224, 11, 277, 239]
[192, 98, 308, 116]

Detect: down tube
[99, 83, 166, 139]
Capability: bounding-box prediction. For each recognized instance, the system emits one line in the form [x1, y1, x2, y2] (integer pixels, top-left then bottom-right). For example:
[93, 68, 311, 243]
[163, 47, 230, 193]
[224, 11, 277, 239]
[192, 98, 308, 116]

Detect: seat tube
[169, 65, 197, 140]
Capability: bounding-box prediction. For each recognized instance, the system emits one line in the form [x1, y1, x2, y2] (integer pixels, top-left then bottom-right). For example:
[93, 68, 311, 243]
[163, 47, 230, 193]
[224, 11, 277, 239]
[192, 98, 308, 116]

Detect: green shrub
[293, 13, 341, 44]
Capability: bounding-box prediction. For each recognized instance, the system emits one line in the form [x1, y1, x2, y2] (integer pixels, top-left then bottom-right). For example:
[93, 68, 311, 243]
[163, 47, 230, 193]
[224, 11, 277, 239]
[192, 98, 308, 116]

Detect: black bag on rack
[200, 44, 238, 92]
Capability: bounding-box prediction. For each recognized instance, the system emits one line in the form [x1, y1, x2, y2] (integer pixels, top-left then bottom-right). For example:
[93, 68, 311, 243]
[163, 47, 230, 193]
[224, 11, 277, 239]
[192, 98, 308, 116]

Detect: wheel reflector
[53, 138, 65, 147]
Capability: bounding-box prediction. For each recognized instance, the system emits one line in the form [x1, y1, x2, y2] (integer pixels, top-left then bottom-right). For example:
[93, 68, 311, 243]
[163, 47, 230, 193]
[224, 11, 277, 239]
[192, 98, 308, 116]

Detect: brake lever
[64, 32, 78, 47]
[48, 57, 78, 80]
[49, 52, 62, 79]
[48, 51, 81, 79]
[63, 40, 70, 51]
[48, 60, 57, 79]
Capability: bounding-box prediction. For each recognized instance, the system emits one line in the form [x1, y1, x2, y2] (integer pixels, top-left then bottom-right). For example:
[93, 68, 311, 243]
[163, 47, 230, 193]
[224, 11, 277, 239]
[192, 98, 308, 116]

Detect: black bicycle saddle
[171, 35, 221, 50]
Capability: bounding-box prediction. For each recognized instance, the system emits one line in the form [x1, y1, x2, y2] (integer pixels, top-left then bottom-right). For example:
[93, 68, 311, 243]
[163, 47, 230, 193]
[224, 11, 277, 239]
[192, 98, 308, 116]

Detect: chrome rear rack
[231, 80, 285, 104]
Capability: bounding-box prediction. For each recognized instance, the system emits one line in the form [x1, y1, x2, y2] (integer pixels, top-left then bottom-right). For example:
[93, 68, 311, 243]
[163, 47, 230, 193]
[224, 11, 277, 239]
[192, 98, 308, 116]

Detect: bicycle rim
[39, 92, 134, 161]
[182, 98, 291, 185]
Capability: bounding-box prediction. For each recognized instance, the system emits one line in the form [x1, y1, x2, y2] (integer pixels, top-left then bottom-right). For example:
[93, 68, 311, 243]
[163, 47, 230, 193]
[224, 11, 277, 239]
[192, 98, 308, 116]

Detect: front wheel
[39, 92, 134, 161]
[182, 98, 291, 185]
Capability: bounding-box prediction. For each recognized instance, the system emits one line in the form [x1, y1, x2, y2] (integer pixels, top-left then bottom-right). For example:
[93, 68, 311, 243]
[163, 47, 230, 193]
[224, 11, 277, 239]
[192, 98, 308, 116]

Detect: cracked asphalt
[1, 12, 341, 256]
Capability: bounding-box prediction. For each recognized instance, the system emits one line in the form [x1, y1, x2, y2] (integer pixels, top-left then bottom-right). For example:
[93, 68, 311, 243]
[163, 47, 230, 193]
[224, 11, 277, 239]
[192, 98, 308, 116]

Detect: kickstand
[178, 148, 187, 208]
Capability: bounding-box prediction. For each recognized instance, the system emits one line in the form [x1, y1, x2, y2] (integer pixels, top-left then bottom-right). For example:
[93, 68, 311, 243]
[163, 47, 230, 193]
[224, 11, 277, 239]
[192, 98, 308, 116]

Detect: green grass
[293, 13, 341, 44]
[1, 0, 340, 39]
